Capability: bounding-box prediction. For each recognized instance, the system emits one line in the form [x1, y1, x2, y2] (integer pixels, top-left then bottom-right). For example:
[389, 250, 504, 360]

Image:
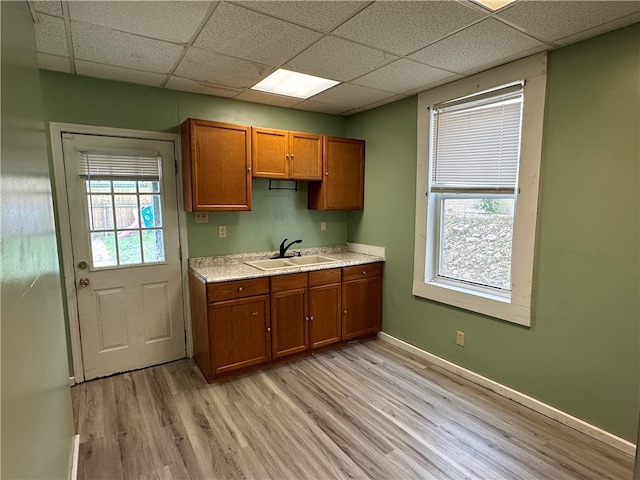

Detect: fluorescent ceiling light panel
[251, 69, 339, 99]
[472, 0, 517, 11]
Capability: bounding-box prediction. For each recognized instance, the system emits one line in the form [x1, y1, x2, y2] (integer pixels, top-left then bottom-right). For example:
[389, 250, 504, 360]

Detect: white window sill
[413, 279, 531, 327]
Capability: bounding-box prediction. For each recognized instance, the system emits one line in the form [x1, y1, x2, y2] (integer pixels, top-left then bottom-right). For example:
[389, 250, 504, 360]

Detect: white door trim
[50, 122, 191, 384]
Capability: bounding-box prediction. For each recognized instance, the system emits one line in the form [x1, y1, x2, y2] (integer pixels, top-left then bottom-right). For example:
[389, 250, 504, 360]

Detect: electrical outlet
[194, 212, 208, 224]
[456, 331, 465, 347]
[218, 225, 227, 238]
[320, 220, 326, 232]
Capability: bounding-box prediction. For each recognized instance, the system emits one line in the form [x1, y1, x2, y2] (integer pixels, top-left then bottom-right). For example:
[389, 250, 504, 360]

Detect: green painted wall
[1, 2, 75, 478]
[347, 24, 640, 442]
[40, 71, 350, 258]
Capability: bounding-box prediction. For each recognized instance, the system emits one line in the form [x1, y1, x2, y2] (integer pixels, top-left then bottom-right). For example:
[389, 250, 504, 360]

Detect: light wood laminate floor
[72, 340, 633, 479]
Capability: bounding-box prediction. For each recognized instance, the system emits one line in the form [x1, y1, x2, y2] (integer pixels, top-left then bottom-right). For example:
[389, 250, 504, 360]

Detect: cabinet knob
[290, 154, 294, 158]
[238, 287, 243, 292]
[325, 171, 329, 176]
[310, 316, 314, 321]
[267, 327, 271, 332]
[305, 316, 309, 322]
[343, 310, 347, 315]
[286, 154, 290, 158]
[362, 270, 367, 275]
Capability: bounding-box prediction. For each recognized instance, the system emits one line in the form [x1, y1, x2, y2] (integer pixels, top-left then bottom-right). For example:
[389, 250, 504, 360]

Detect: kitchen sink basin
[245, 255, 338, 271]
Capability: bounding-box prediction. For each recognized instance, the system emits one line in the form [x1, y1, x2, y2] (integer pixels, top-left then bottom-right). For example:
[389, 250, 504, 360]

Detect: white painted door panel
[62, 134, 185, 380]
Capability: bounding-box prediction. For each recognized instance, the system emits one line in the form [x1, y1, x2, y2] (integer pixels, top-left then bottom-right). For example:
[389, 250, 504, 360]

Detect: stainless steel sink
[245, 255, 338, 271]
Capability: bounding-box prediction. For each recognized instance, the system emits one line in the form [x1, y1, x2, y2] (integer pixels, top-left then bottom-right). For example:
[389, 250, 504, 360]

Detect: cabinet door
[210, 295, 270, 375]
[252, 127, 288, 178]
[182, 119, 252, 211]
[289, 132, 322, 180]
[309, 283, 341, 349]
[271, 287, 309, 358]
[308, 136, 364, 210]
[342, 276, 381, 341]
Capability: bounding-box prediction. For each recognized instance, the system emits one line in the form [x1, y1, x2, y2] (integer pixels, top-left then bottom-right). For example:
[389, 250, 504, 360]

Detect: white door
[62, 133, 185, 380]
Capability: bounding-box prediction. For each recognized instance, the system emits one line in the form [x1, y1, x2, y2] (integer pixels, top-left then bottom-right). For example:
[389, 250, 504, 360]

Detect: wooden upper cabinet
[308, 136, 365, 211]
[181, 118, 252, 211]
[252, 127, 322, 181]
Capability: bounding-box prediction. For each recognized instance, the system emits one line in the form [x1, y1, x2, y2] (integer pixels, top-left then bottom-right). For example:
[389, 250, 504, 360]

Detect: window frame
[413, 53, 547, 327]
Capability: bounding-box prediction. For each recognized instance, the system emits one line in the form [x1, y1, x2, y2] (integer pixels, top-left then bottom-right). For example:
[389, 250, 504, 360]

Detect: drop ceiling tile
[286, 36, 397, 82]
[410, 18, 543, 74]
[233, 1, 368, 32]
[175, 47, 271, 88]
[353, 58, 456, 94]
[68, 1, 213, 44]
[34, 14, 68, 56]
[165, 76, 243, 98]
[552, 11, 640, 46]
[497, 0, 640, 43]
[235, 89, 303, 109]
[75, 60, 167, 87]
[310, 83, 396, 110]
[31, 1, 62, 16]
[72, 21, 184, 74]
[292, 100, 351, 115]
[332, 1, 485, 56]
[38, 53, 71, 73]
[194, 2, 321, 65]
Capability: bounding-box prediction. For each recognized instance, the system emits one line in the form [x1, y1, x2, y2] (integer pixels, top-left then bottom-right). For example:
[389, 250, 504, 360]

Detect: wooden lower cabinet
[270, 273, 309, 358]
[309, 268, 342, 349]
[342, 263, 383, 341]
[190, 262, 382, 383]
[210, 296, 270, 375]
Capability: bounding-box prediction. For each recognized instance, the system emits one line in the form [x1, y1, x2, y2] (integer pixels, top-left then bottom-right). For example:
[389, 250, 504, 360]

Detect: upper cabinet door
[252, 127, 322, 181]
[308, 136, 365, 211]
[252, 127, 288, 179]
[182, 119, 252, 212]
[289, 132, 322, 181]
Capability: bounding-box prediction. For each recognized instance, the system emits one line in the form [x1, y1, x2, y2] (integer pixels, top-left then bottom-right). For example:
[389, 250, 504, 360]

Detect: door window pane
[117, 230, 142, 265]
[113, 180, 137, 193]
[88, 195, 114, 230]
[139, 195, 162, 227]
[90, 231, 117, 267]
[142, 229, 165, 263]
[115, 195, 139, 229]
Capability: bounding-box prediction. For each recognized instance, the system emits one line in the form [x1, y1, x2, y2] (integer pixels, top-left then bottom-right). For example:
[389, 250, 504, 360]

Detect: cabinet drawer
[309, 268, 341, 287]
[270, 272, 307, 293]
[207, 278, 269, 303]
[342, 262, 382, 282]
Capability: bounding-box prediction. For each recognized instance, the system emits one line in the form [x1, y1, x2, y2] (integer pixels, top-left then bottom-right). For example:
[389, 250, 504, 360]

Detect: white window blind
[78, 149, 161, 180]
[430, 83, 524, 194]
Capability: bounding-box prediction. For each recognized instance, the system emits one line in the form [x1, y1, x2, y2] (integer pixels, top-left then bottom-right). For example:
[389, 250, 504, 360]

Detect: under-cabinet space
[181, 118, 252, 211]
[252, 127, 322, 180]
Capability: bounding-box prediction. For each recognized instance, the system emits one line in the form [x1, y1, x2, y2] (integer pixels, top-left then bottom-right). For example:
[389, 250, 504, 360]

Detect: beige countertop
[189, 245, 384, 284]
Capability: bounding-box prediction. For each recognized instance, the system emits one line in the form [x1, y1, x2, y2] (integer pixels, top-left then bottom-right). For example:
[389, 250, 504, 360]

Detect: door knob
[77, 261, 88, 269]
[79, 278, 90, 287]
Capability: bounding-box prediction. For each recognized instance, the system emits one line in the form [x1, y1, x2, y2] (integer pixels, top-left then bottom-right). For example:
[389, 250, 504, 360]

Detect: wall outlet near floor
[456, 331, 465, 347]
[218, 225, 227, 238]
[194, 212, 208, 224]
[320, 220, 326, 231]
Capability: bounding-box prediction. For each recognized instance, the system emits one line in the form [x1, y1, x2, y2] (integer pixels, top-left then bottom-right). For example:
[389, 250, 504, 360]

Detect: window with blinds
[430, 83, 523, 195]
[78, 149, 166, 269]
[427, 83, 524, 293]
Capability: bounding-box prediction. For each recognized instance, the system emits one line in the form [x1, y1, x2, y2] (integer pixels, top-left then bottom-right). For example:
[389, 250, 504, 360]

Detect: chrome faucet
[275, 238, 302, 258]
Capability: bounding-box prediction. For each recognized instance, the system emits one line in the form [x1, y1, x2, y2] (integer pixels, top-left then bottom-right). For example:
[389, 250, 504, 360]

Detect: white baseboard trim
[346, 242, 385, 259]
[70, 434, 80, 480]
[378, 332, 636, 456]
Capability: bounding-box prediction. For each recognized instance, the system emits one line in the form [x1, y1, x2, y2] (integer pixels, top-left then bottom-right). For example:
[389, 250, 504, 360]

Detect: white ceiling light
[251, 69, 339, 99]
[472, 0, 517, 11]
